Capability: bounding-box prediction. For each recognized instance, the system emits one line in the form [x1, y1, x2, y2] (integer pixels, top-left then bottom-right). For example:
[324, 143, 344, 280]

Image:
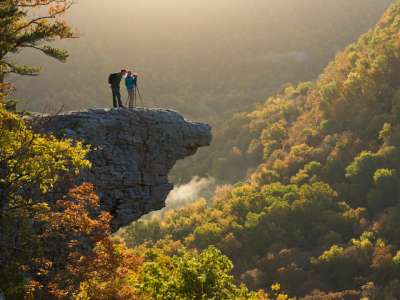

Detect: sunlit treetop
[0, 0, 76, 83]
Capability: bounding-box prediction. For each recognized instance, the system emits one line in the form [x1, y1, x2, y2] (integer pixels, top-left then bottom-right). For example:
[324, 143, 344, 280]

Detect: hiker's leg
[134, 88, 137, 107]
[116, 89, 122, 107]
[112, 88, 118, 108]
[128, 89, 134, 108]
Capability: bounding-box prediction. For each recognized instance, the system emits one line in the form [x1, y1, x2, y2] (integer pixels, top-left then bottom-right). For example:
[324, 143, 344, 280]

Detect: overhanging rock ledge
[37, 108, 212, 230]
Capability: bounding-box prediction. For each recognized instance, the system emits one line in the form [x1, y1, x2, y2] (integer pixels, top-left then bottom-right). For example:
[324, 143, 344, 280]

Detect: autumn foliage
[5, 0, 400, 299]
[124, 1, 400, 298]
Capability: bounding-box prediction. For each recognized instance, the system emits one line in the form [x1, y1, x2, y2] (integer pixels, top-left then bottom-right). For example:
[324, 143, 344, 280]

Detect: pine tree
[0, 0, 75, 85]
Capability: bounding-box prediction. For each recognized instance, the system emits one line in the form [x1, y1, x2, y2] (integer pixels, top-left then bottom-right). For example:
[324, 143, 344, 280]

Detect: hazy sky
[11, 0, 392, 116]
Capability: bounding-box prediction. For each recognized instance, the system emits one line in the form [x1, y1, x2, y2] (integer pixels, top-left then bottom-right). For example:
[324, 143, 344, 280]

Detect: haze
[11, 0, 392, 121]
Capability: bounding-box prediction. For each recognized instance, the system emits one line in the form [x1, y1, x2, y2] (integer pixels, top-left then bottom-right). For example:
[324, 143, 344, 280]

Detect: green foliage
[193, 223, 223, 249]
[173, 0, 400, 186]
[125, 2, 400, 298]
[124, 180, 358, 293]
[367, 169, 399, 214]
[5, 0, 400, 299]
[138, 246, 249, 300]
[0, 105, 90, 211]
[0, 102, 91, 298]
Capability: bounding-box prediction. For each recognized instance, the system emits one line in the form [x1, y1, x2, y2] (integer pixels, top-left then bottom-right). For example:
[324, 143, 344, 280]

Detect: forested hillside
[11, 0, 391, 123]
[171, 0, 396, 183]
[0, 1, 290, 298]
[4, 0, 400, 299]
[0, 93, 286, 299]
[125, 1, 400, 298]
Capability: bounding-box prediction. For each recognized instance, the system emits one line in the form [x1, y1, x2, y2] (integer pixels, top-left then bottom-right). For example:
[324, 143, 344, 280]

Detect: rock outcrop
[37, 108, 211, 230]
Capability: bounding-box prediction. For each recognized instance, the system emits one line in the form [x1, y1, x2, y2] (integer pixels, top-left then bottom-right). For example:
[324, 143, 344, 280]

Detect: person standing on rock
[108, 69, 127, 108]
[125, 71, 137, 108]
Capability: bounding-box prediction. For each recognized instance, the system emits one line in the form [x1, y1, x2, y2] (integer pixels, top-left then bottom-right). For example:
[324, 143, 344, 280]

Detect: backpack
[108, 73, 115, 84]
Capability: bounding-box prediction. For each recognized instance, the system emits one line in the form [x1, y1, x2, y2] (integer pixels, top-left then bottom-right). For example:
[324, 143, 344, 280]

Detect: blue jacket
[125, 75, 137, 90]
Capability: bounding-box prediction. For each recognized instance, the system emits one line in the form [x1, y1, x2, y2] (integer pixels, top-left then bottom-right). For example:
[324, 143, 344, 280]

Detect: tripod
[126, 85, 144, 108]
[136, 86, 144, 106]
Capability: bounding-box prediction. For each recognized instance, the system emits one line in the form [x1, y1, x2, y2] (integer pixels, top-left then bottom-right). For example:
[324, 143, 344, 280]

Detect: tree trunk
[0, 73, 4, 94]
[0, 288, 5, 300]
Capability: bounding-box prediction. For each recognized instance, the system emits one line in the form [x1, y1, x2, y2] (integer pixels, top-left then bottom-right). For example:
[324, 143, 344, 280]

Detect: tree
[138, 246, 249, 300]
[0, 101, 91, 298]
[0, 0, 75, 84]
[0, 104, 90, 214]
[367, 169, 399, 214]
[25, 183, 114, 299]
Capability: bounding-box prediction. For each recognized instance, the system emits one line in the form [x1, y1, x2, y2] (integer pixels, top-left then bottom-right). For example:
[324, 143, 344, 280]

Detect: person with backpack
[125, 71, 138, 108]
[108, 69, 127, 108]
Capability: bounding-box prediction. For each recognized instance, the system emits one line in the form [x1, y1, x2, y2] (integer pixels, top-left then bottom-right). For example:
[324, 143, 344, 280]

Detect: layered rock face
[38, 108, 211, 230]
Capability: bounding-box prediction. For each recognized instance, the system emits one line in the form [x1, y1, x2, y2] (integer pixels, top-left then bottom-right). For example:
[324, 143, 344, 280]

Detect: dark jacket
[108, 73, 123, 88]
